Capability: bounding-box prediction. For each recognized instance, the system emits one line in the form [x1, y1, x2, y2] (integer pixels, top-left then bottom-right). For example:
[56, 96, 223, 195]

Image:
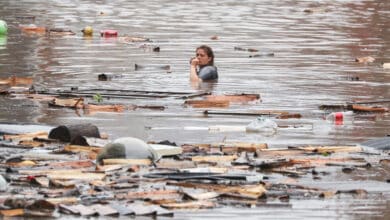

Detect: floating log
[185, 100, 230, 108]
[48, 123, 101, 143]
[128, 104, 165, 111]
[83, 104, 125, 113]
[205, 93, 260, 103]
[276, 113, 302, 119]
[48, 97, 84, 108]
[351, 104, 388, 113]
[349, 99, 390, 105]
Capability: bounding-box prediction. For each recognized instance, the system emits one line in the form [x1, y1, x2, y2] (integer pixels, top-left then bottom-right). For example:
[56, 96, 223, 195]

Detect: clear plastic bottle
[245, 117, 278, 134]
[325, 111, 354, 125]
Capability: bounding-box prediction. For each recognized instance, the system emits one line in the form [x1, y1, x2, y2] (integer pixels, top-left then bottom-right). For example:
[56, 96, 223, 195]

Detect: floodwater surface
[0, 0, 389, 219]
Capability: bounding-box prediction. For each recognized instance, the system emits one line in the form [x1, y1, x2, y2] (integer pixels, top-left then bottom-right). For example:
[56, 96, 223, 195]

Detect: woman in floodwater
[190, 45, 218, 82]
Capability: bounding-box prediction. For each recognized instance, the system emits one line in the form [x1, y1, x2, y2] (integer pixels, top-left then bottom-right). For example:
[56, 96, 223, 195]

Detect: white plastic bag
[245, 117, 278, 134]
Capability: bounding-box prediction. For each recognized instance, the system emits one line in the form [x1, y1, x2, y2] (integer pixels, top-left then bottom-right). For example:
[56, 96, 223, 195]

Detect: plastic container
[325, 111, 353, 125]
[82, 26, 93, 36]
[0, 20, 8, 35]
[245, 117, 278, 134]
[100, 29, 118, 37]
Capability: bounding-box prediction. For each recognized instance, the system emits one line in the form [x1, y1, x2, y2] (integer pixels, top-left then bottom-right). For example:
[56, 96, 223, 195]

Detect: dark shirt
[198, 65, 218, 81]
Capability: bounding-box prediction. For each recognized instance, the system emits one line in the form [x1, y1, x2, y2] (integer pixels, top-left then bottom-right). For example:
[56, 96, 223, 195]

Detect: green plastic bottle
[0, 20, 7, 35]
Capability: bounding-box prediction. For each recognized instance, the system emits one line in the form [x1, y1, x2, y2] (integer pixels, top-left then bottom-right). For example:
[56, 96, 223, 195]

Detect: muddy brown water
[0, 0, 389, 219]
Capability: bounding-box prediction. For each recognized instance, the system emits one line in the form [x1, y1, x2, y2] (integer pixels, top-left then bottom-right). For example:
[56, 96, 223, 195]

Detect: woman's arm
[190, 58, 202, 82]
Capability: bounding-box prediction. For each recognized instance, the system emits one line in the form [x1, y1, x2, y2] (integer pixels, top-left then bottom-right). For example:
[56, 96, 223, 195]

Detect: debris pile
[0, 125, 388, 218]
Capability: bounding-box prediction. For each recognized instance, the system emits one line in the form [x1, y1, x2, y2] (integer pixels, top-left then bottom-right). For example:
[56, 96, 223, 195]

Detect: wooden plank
[63, 145, 103, 153]
[211, 142, 268, 153]
[351, 104, 388, 113]
[205, 93, 260, 103]
[161, 201, 215, 209]
[45, 197, 78, 205]
[0, 209, 24, 217]
[102, 158, 152, 166]
[120, 189, 181, 200]
[191, 155, 238, 163]
[184, 100, 230, 108]
[168, 182, 266, 199]
[48, 97, 84, 108]
[295, 146, 363, 153]
[0, 76, 33, 86]
[47, 172, 106, 181]
[3, 131, 48, 141]
[83, 104, 125, 113]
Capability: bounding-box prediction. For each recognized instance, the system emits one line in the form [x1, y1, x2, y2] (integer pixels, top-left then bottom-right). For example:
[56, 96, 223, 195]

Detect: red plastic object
[334, 112, 343, 125]
[100, 29, 118, 37]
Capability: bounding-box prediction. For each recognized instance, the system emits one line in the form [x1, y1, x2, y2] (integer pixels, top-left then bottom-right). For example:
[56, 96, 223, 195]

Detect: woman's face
[196, 48, 211, 66]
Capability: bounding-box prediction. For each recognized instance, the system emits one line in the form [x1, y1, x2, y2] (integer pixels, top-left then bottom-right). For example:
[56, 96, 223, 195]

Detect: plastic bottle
[325, 111, 353, 125]
[100, 29, 118, 37]
[245, 117, 278, 134]
[0, 20, 8, 35]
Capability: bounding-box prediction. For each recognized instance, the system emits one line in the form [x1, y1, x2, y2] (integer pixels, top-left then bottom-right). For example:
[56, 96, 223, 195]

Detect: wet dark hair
[196, 45, 215, 66]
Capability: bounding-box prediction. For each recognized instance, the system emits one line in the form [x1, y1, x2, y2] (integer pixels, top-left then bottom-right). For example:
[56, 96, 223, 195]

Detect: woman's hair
[197, 45, 215, 66]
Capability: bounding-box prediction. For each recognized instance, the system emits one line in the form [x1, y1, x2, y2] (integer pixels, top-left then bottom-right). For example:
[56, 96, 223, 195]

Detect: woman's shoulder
[199, 65, 218, 80]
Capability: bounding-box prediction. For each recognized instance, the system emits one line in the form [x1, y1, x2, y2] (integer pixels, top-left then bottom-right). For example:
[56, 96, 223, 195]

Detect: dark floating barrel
[48, 123, 101, 145]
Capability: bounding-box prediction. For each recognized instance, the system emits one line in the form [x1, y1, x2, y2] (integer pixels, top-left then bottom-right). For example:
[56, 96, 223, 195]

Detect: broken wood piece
[119, 189, 182, 201]
[47, 172, 105, 181]
[295, 145, 362, 153]
[184, 99, 230, 108]
[129, 104, 165, 111]
[7, 160, 37, 167]
[161, 201, 215, 209]
[355, 56, 375, 63]
[22, 152, 75, 161]
[18, 140, 44, 147]
[47, 160, 95, 169]
[3, 131, 48, 141]
[45, 197, 78, 205]
[191, 155, 238, 163]
[63, 144, 103, 154]
[276, 113, 302, 119]
[156, 159, 197, 169]
[102, 158, 152, 166]
[168, 182, 266, 199]
[0, 76, 33, 86]
[351, 104, 388, 113]
[83, 104, 125, 113]
[18, 169, 87, 176]
[205, 93, 260, 103]
[211, 142, 268, 153]
[48, 97, 84, 108]
[0, 209, 24, 217]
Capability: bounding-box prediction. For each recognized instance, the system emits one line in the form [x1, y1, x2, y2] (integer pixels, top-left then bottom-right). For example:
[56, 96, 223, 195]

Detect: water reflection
[0, 35, 6, 48]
